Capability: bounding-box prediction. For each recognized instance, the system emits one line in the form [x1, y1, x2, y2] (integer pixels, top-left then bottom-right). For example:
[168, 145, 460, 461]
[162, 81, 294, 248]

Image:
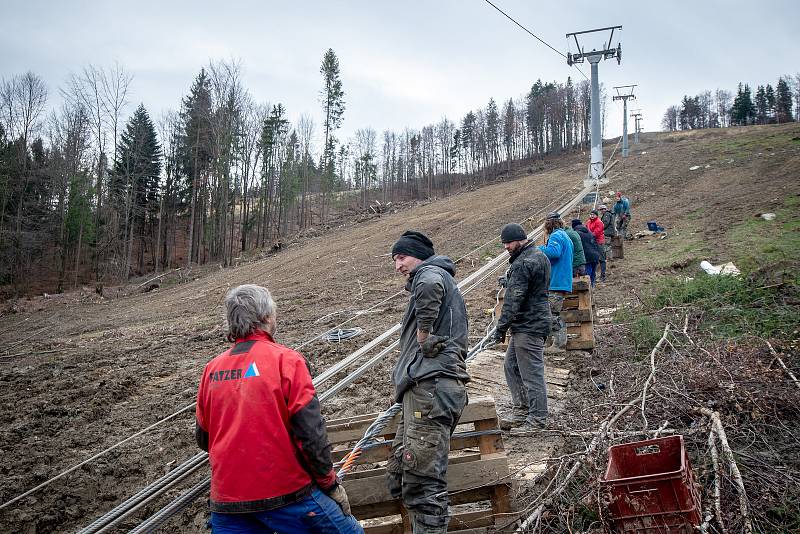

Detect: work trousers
[598, 243, 607, 278]
[547, 291, 567, 348]
[616, 214, 630, 238]
[387, 377, 467, 533]
[210, 488, 363, 534]
[503, 332, 548, 425]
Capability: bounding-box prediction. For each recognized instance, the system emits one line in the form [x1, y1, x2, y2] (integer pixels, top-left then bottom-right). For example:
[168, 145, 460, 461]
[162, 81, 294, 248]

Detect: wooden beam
[345, 455, 509, 508]
[327, 396, 498, 444]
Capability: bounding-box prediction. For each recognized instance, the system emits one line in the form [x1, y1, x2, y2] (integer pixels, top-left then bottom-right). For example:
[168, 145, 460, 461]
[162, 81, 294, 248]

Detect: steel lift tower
[630, 109, 643, 144]
[567, 25, 622, 186]
[612, 85, 636, 157]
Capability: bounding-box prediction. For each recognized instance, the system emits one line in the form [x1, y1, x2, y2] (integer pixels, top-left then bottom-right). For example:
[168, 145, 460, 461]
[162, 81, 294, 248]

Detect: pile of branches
[507, 309, 800, 533]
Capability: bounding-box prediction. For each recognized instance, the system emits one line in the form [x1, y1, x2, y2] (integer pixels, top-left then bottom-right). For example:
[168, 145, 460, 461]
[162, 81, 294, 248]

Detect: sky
[2, 0, 798, 156]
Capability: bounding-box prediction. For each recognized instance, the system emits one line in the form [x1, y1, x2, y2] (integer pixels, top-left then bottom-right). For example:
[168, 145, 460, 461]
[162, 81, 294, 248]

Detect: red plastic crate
[600, 435, 701, 533]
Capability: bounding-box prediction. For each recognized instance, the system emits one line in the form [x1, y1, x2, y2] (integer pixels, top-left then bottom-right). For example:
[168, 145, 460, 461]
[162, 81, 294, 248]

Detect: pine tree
[319, 49, 345, 221]
[775, 77, 794, 123]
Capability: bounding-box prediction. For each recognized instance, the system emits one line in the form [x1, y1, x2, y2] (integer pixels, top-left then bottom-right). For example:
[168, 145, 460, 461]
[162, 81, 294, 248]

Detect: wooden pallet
[494, 276, 595, 352]
[564, 276, 594, 351]
[326, 396, 511, 533]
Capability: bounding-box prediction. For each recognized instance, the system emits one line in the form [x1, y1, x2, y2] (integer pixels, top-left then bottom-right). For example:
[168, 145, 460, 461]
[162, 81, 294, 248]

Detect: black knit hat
[392, 230, 434, 260]
[546, 211, 561, 220]
[500, 223, 527, 243]
[571, 219, 582, 228]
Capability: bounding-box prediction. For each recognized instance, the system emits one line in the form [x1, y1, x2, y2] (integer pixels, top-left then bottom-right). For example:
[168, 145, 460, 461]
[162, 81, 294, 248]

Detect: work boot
[509, 419, 546, 436]
[500, 411, 527, 430]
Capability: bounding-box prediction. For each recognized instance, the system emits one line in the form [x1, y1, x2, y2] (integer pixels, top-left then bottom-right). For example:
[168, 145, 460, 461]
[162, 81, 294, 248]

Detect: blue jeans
[211, 488, 364, 534]
[585, 262, 597, 287]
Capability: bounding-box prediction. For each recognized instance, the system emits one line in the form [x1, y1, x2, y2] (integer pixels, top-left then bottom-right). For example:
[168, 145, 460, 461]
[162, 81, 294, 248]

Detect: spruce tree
[179, 69, 213, 265]
[775, 78, 794, 123]
[755, 85, 767, 124]
[765, 84, 776, 122]
[319, 49, 345, 219]
[112, 103, 162, 276]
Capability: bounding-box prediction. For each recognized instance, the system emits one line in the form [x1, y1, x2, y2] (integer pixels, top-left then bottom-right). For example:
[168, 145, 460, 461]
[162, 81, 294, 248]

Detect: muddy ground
[1, 123, 798, 532]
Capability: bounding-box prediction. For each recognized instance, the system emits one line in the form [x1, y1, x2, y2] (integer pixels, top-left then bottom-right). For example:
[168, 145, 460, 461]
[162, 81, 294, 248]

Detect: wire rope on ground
[0, 403, 196, 512]
[77, 453, 207, 533]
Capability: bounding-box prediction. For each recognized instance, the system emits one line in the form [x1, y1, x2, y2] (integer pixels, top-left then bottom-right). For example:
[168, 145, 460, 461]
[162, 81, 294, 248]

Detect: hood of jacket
[405, 254, 456, 290]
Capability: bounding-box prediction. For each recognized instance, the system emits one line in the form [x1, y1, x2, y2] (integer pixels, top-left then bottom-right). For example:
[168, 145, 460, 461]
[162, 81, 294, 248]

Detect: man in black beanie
[386, 230, 470, 533]
[493, 223, 552, 434]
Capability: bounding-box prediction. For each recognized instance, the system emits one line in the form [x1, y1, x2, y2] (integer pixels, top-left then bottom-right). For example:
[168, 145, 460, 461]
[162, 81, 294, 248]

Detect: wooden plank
[561, 308, 592, 323]
[327, 396, 498, 444]
[331, 432, 504, 464]
[345, 455, 509, 508]
[351, 486, 495, 520]
[363, 509, 494, 534]
[566, 339, 595, 350]
[571, 278, 591, 291]
[474, 419, 503, 456]
[577, 286, 592, 311]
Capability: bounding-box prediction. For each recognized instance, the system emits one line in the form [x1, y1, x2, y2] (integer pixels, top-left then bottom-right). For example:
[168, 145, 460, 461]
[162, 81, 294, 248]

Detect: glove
[327, 483, 352, 515]
[493, 330, 507, 344]
[498, 275, 507, 288]
[420, 334, 448, 357]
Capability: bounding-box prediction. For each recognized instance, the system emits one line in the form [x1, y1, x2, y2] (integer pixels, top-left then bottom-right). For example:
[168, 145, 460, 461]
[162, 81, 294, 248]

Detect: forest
[661, 76, 797, 131]
[2, 48, 798, 295]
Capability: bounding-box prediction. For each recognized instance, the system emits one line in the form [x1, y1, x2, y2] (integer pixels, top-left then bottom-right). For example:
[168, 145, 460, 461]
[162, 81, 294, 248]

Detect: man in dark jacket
[387, 230, 469, 534]
[196, 284, 362, 534]
[571, 220, 602, 287]
[492, 223, 552, 435]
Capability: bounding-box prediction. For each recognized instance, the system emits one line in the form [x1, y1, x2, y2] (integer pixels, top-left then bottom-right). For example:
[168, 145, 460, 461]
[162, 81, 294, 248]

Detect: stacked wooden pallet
[563, 276, 594, 351]
[326, 396, 512, 533]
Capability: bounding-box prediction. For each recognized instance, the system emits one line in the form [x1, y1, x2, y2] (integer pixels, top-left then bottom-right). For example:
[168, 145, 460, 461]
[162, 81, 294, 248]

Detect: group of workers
[194, 192, 632, 533]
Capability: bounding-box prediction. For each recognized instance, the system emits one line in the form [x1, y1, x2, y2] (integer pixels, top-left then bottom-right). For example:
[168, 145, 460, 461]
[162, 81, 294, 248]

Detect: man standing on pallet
[613, 192, 632, 239]
[539, 212, 574, 353]
[195, 284, 363, 534]
[492, 223, 552, 434]
[387, 230, 470, 534]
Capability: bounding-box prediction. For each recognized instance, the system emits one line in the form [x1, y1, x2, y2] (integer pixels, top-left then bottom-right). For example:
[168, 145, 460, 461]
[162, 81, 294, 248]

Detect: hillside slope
[1, 123, 798, 532]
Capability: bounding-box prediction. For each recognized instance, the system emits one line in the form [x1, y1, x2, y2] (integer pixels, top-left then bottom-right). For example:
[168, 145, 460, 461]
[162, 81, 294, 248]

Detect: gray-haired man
[195, 284, 363, 534]
[387, 230, 470, 534]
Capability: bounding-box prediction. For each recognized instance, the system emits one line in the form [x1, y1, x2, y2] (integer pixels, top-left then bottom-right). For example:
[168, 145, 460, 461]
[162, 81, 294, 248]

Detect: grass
[728, 194, 800, 272]
[647, 268, 799, 340]
[710, 126, 800, 157]
[616, 194, 800, 342]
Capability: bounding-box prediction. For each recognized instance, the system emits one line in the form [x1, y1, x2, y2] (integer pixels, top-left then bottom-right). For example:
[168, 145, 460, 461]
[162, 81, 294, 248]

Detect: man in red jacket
[585, 209, 607, 282]
[196, 284, 363, 534]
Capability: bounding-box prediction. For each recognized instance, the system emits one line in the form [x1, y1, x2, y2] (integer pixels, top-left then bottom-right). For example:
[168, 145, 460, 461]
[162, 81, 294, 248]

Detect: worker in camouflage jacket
[493, 223, 552, 434]
[387, 230, 470, 534]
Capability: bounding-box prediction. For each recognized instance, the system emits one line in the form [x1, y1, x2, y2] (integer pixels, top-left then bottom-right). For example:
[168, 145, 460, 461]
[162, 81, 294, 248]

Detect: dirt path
[1, 123, 798, 532]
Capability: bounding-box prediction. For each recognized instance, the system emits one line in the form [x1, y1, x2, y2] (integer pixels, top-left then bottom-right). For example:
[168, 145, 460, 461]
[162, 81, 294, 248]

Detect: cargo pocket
[402, 425, 441, 476]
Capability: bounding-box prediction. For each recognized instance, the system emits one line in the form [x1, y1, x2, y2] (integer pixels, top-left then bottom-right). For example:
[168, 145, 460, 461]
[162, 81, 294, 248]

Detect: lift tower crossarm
[565, 25, 623, 185]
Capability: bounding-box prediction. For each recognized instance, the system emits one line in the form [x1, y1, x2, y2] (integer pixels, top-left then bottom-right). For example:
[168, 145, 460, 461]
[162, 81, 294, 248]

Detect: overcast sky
[2, 0, 798, 153]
